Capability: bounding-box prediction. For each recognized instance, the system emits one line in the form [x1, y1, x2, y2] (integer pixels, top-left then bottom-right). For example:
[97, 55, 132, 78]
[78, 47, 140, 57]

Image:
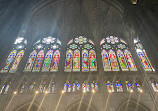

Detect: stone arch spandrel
[117, 99, 150, 111]
[65, 100, 97, 111]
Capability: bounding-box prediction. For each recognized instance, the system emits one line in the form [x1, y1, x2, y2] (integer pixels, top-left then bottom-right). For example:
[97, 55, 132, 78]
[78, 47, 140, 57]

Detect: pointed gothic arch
[14, 102, 44, 111]
[65, 100, 97, 111]
[117, 99, 150, 111]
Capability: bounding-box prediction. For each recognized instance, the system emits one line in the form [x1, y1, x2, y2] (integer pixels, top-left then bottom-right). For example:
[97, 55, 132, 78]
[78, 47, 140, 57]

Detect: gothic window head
[24, 36, 61, 72]
[134, 37, 155, 71]
[100, 36, 137, 71]
[0, 37, 27, 73]
[65, 36, 97, 72]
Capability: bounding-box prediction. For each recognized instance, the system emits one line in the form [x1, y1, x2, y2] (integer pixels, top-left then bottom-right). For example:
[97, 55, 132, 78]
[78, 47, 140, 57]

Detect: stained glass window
[24, 50, 37, 72]
[100, 36, 137, 71]
[64, 82, 67, 92]
[136, 82, 143, 92]
[89, 50, 97, 71]
[1, 50, 17, 73]
[101, 50, 111, 71]
[29, 82, 36, 93]
[0, 37, 27, 73]
[72, 82, 76, 92]
[39, 81, 47, 93]
[0, 79, 12, 94]
[73, 50, 80, 71]
[9, 50, 24, 73]
[24, 37, 61, 72]
[18, 79, 27, 93]
[125, 81, 134, 92]
[107, 81, 114, 92]
[150, 79, 158, 92]
[32, 50, 44, 72]
[48, 81, 55, 93]
[42, 50, 53, 72]
[109, 50, 119, 71]
[115, 81, 123, 92]
[65, 36, 97, 72]
[117, 49, 128, 71]
[65, 50, 73, 72]
[124, 49, 137, 71]
[50, 50, 60, 72]
[82, 50, 89, 72]
[82, 82, 86, 93]
[134, 38, 154, 71]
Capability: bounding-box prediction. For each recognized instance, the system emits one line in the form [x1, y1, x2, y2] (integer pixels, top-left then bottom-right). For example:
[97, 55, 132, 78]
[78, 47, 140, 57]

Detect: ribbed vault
[29, 0, 125, 45]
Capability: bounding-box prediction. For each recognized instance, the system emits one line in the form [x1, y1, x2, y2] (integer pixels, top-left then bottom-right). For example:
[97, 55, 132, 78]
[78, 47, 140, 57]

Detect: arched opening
[118, 101, 150, 111]
[66, 101, 96, 111]
[17, 104, 38, 111]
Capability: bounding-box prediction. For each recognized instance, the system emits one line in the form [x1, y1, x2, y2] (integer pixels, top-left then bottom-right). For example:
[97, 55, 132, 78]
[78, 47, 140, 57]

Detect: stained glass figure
[86, 83, 90, 92]
[29, 82, 36, 93]
[4, 82, 11, 94]
[32, 50, 44, 72]
[67, 82, 71, 92]
[109, 50, 119, 71]
[101, 50, 111, 71]
[136, 83, 143, 92]
[150, 81, 158, 92]
[48, 81, 55, 93]
[117, 50, 128, 71]
[64, 82, 67, 92]
[126, 81, 134, 92]
[10, 50, 24, 73]
[73, 50, 80, 71]
[137, 50, 152, 71]
[76, 82, 80, 91]
[42, 50, 53, 72]
[124, 50, 137, 71]
[95, 83, 99, 92]
[89, 50, 97, 71]
[65, 50, 73, 72]
[39, 81, 47, 93]
[19, 80, 27, 93]
[107, 81, 114, 92]
[82, 82, 86, 93]
[72, 83, 76, 92]
[91, 82, 95, 92]
[1, 50, 17, 72]
[24, 50, 37, 72]
[82, 50, 89, 72]
[115, 81, 123, 92]
[50, 50, 60, 72]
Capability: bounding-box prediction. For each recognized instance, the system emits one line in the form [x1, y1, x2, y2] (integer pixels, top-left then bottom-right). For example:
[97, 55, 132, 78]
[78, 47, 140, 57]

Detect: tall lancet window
[100, 36, 137, 71]
[134, 37, 154, 71]
[24, 36, 61, 72]
[65, 36, 97, 72]
[0, 37, 27, 73]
